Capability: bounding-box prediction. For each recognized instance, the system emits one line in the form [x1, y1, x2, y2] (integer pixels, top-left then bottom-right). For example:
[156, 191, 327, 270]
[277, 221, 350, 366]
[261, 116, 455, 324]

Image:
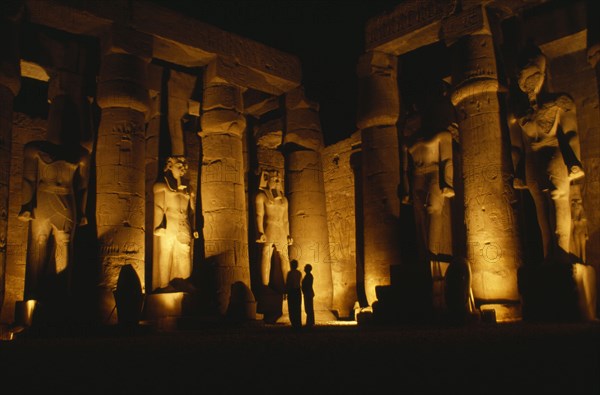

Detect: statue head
[164, 156, 188, 180]
[517, 44, 547, 99]
[259, 169, 283, 198]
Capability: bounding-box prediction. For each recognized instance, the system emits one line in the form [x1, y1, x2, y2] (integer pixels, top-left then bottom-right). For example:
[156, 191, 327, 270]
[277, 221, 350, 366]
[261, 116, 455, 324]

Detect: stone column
[448, 12, 522, 322]
[200, 66, 252, 317]
[356, 51, 401, 306]
[0, 1, 22, 316]
[95, 26, 150, 323]
[587, 1, 600, 317]
[284, 87, 333, 318]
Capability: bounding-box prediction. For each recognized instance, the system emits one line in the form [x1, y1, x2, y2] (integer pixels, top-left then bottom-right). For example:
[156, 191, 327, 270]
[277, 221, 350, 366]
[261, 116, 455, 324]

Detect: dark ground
[1, 320, 599, 394]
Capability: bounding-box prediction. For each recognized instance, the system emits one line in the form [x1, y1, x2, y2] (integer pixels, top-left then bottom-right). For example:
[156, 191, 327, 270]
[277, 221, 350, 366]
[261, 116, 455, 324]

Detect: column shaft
[451, 34, 521, 321]
[0, 3, 21, 317]
[96, 50, 149, 323]
[285, 87, 333, 315]
[356, 51, 401, 306]
[200, 82, 251, 316]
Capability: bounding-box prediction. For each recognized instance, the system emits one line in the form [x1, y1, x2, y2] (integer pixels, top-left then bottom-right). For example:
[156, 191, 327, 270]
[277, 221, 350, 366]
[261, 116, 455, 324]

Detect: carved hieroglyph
[284, 87, 333, 314]
[451, 33, 521, 320]
[356, 51, 401, 306]
[152, 156, 197, 291]
[200, 79, 250, 315]
[96, 29, 150, 322]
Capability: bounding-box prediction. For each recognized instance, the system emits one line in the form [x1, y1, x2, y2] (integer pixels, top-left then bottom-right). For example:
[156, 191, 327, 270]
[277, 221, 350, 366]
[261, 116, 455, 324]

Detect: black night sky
[147, 0, 402, 145]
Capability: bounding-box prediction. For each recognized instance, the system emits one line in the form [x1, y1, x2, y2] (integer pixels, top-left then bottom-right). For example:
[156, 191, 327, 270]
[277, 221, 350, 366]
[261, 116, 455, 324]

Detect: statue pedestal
[14, 300, 37, 328]
[573, 263, 597, 321]
[143, 292, 195, 331]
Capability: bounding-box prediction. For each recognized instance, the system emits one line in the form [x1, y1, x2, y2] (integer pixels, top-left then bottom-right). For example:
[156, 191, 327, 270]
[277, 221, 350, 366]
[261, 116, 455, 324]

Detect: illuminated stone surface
[254, 169, 291, 287]
[152, 157, 197, 291]
[356, 51, 401, 306]
[402, 85, 457, 311]
[285, 87, 334, 317]
[513, 46, 584, 262]
[450, 31, 522, 319]
[200, 77, 252, 316]
[323, 132, 360, 318]
[17, 70, 91, 313]
[0, 3, 21, 322]
[96, 28, 150, 323]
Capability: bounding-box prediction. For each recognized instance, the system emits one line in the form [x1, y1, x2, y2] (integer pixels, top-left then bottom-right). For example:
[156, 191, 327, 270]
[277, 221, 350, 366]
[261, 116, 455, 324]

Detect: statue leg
[260, 242, 274, 286]
[412, 173, 429, 264]
[426, 176, 448, 309]
[24, 219, 51, 300]
[155, 235, 175, 290]
[172, 241, 192, 280]
[548, 152, 571, 260]
[53, 228, 71, 274]
[278, 240, 291, 284]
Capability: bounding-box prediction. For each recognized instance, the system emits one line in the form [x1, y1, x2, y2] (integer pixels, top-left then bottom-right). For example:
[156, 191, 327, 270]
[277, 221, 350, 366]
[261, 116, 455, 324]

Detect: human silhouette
[302, 264, 315, 328]
[286, 259, 302, 329]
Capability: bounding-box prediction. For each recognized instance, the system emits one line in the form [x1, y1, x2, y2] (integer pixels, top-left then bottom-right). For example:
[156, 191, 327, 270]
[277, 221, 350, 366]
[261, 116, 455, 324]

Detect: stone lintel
[101, 24, 152, 59]
[540, 29, 587, 60]
[244, 89, 279, 117]
[205, 56, 296, 95]
[25, 0, 301, 94]
[441, 4, 490, 46]
[20, 59, 49, 81]
[365, 0, 456, 55]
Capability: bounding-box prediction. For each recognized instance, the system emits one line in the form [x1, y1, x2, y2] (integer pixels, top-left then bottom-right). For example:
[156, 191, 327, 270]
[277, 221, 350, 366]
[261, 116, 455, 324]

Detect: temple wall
[322, 131, 360, 318]
[1, 113, 46, 323]
[546, 49, 600, 296]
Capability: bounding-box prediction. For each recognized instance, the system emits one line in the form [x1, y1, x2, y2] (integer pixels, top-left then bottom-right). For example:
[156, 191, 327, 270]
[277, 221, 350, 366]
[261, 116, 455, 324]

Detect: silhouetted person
[286, 259, 302, 329]
[302, 264, 315, 328]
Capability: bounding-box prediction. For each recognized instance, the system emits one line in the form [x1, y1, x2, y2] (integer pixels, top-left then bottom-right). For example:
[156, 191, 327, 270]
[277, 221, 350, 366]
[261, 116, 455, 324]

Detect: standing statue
[401, 83, 457, 310]
[512, 45, 584, 262]
[255, 169, 293, 288]
[152, 156, 198, 292]
[18, 121, 90, 301]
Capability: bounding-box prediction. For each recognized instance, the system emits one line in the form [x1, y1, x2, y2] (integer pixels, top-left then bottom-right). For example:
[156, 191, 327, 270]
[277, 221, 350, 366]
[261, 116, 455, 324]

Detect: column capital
[200, 81, 245, 137]
[356, 51, 399, 130]
[284, 86, 323, 152]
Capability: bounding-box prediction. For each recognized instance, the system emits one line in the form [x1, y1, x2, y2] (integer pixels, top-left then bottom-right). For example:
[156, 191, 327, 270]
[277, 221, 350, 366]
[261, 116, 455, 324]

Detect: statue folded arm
[153, 182, 167, 236]
[76, 149, 91, 226]
[556, 95, 584, 180]
[254, 192, 266, 243]
[18, 143, 38, 221]
[401, 144, 412, 205]
[438, 129, 455, 198]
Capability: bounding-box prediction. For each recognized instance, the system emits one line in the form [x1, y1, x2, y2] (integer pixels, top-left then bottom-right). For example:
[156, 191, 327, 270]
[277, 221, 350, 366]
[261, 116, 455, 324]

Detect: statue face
[170, 161, 187, 180]
[518, 60, 545, 97]
[267, 173, 280, 190]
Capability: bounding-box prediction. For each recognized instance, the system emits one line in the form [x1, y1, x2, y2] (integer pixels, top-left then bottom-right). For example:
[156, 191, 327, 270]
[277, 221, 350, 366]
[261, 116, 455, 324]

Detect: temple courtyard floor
[0, 319, 599, 394]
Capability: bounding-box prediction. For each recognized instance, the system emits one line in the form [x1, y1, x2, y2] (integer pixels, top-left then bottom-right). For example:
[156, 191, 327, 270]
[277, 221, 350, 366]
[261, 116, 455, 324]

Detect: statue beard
[271, 188, 282, 200]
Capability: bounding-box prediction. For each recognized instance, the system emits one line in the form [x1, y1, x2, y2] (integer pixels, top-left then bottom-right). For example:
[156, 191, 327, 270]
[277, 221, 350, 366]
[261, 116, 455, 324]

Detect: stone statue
[512, 45, 584, 262]
[401, 83, 457, 310]
[152, 156, 198, 292]
[255, 169, 293, 288]
[18, 122, 90, 301]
